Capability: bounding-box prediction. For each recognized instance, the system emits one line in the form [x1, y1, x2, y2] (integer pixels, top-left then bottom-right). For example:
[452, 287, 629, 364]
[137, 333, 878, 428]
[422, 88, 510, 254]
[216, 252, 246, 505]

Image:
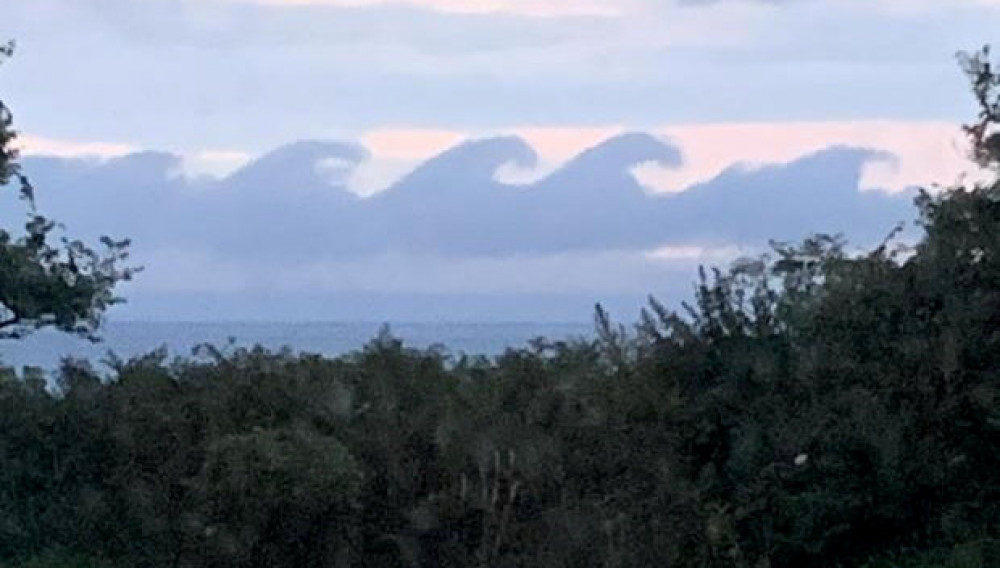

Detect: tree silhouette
[0, 41, 135, 340]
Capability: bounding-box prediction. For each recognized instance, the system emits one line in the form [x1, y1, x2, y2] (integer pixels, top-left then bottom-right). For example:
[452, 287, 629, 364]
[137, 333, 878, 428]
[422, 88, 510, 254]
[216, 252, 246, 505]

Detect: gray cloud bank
[22, 133, 915, 257]
[7, 133, 919, 320]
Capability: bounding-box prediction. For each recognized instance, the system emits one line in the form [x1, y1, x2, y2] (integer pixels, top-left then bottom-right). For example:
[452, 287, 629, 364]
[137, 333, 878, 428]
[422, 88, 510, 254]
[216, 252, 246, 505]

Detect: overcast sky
[0, 0, 995, 321]
[3, 0, 992, 161]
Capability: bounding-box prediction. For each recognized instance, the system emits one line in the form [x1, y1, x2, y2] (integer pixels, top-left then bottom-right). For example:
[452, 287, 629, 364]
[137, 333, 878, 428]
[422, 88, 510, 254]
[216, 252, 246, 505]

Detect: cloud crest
[7, 130, 944, 319]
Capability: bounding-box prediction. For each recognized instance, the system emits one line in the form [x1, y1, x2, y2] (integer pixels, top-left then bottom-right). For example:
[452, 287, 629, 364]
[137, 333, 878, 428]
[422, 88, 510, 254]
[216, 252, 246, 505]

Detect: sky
[0, 0, 996, 322]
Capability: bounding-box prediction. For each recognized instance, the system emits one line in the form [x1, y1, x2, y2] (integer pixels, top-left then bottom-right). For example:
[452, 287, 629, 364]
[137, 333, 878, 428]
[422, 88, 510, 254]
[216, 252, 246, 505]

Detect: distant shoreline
[0, 321, 597, 374]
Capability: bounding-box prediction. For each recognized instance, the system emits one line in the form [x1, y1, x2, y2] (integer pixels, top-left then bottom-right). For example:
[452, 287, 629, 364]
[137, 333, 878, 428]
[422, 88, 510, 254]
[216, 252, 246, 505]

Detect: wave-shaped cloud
[15, 131, 918, 264]
[3, 132, 929, 319]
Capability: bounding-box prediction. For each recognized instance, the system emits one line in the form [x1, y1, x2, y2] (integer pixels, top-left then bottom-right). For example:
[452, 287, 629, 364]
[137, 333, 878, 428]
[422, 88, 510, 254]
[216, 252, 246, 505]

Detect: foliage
[0, 42, 134, 340]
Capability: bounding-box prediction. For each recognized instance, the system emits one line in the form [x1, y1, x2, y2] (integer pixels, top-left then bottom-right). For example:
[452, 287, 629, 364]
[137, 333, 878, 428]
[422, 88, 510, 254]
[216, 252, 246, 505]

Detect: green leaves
[959, 46, 1000, 171]
[202, 427, 362, 565]
[0, 40, 134, 341]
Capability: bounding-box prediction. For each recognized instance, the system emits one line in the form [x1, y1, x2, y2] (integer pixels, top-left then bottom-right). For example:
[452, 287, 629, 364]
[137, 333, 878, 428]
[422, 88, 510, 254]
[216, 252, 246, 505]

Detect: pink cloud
[636, 121, 971, 194]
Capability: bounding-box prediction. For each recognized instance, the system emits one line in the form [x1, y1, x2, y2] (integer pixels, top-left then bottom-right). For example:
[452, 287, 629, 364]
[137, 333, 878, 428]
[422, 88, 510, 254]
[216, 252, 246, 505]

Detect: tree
[0, 41, 134, 340]
[959, 45, 1000, 172]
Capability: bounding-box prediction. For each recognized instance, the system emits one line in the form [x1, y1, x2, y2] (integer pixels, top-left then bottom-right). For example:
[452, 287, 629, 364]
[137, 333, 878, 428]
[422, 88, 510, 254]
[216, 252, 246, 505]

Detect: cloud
[17, 135, 136, 159]
[677, 0, 798, 5]
[870, 0, 999, 15]
[21, 131, 919, 260]
[182, 150, 254, 178]
[12, 130, 937, 321]
[644, 244, 748, 262]
[637, 121, 968, 194]
[677, 0, 998, 11]
[8, 0, 988, 153]
[126, 243, 744, 301]
[217, 0, 624, 17]
[347, 121, 969, 197]
[18, 135, 258, 180]
[267, 250, 698, 295]
[493, 125, 628, 184]
[19, 119, 969, 201]
[347, 126, 633, 194]
[135, 248, 254, 292]
[344, 129, 464, 195]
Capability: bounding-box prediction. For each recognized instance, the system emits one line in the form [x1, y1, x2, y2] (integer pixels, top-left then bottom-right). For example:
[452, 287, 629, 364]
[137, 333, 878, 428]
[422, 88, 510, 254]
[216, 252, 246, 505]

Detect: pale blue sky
[1, 0, 992, 152]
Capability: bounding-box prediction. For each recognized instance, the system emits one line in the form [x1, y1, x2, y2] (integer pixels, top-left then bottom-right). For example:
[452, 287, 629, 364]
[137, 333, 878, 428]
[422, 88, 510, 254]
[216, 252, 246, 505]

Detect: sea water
[0, 321, 595, 374]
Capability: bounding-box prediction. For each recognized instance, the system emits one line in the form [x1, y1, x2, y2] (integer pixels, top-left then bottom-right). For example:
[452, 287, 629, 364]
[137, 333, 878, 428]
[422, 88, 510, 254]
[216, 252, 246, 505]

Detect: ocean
[0, 321, 596, 375]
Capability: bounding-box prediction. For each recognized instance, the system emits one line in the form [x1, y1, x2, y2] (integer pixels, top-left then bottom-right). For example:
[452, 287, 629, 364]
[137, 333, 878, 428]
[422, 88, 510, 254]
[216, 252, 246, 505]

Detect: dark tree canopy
[960, 46, 1000, 171]
[0, 42, 134, 340]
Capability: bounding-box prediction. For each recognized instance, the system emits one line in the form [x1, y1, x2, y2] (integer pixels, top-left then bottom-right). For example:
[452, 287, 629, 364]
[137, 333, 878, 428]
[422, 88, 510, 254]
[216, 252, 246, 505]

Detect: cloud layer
[1, 0, 989, 154]
[2, 0, 992, 320]
[20, 132, 921, 258]
[222, 0, 624, 17]
[10, 130, 935, 316]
